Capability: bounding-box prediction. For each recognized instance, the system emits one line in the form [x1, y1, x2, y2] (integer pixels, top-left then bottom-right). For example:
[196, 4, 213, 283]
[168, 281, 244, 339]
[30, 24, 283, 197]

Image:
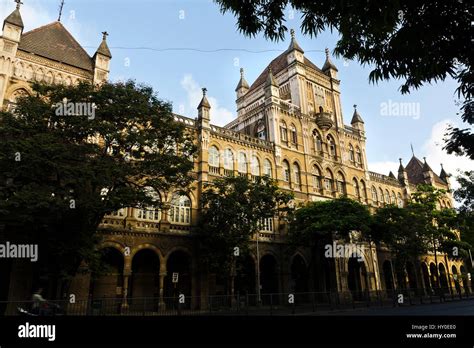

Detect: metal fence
[2, 288, 473, 316]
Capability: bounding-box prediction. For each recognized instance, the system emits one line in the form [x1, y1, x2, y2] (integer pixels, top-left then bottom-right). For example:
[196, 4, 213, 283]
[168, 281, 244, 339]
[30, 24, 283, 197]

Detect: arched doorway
[382, 260, 394, 292]
[460, 266, 470, 294]
[429, 263, 439, 289]
[165, 250, 192, 307]
[90, 247, 124, 301]
[130, 249, 160, 311]
[438, 263, 449, 293]
[291, 254, 309, 293]
[235, 254, 256, 295]
[260, 254, 279, 302]
[452, 265, 461, 295]
[421, 263, 431, 295]
[347, 256, 367, 300]
[406, 262, 418, 290]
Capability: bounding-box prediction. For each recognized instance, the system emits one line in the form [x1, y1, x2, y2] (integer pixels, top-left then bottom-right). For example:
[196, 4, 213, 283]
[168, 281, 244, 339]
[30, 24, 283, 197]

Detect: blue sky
[1, 0, 472, 184]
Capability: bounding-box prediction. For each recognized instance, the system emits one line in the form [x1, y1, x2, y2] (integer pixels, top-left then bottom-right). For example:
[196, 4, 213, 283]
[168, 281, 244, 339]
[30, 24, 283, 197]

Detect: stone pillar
[121, 271, 131, 310]
[159, 271, 166, 308]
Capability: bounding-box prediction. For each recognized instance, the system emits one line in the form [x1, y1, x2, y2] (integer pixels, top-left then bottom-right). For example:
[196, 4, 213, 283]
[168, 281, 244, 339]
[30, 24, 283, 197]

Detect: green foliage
[215, 0, 473, 158]
[289, 196, 372, 246]
[0, 80, 196, 282]
[197, 175, 293, 275]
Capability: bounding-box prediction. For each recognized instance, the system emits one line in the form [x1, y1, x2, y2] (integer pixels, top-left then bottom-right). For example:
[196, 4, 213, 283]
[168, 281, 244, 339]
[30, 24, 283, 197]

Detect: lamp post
[256, 230, 261, 305]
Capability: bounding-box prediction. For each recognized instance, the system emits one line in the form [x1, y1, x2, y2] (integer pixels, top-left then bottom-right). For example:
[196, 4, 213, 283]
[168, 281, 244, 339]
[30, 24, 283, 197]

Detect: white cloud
[179, 74, 234, 126]
[369, 119, 473, 191]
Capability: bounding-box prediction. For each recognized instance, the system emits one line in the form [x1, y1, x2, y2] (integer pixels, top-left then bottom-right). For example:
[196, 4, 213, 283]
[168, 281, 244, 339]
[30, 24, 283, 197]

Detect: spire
[95, 31, 112, 58]
[322, 48, 338, 72]
[235, 67, 249, 91]
[388, 171, 396, 179]
[287, 29, 304, 53]
[398, 158, 405, 172]
[4, 0, 24, 29]
[265, 67, 278, 87]
[198, 87, 211, 109]
[422, 157, 431, 172]
[439, 163, 449, 180]
[351, 104, 364, 124]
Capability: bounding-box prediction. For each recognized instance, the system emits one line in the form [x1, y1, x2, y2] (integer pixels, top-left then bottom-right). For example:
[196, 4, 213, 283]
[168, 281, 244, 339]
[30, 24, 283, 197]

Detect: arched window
[337, 172, 345, 194]
[256, 121, 266, 140]
[312, 166, 322, 190]
[397, 193, 403, 208]
[290, 124, 297, 144]
[169, 193, 191, 225]
[325, 169, 334, 191]
[356, 147, 362, 167]
[224, 149, 234, 170]
[280, 121, 288, 143]
[238, 152, 247, 173]
[136, 187, 161, 222]
[282, 160, 290, 182]
[251, 156, 260, 176]
[360, 180, 367, 202]
[293, 162, 301, 187]
[349, 144, 355, 162]
[391, 191, 396, 205]
[385, 190, 391, 204]
[379, 188, 385, 204]
[353, 178, 360, 200]
[264, 159, 272, 177]
[313, 130, 323, 153]
[106, 208, 127, 218]
[327, 135, 336, 158]
[371, 186, 378, 203]
[208, 146, 220, 168]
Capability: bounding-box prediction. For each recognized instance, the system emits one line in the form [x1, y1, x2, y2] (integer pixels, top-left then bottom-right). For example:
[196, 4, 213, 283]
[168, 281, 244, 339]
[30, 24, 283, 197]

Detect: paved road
[299, 298, 474, 316]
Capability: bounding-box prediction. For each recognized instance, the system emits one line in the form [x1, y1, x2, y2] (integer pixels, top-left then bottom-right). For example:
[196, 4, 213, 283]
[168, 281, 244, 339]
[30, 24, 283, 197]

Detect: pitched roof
[247, 51, 322, 94]
[18, 22, 93, 71]
[405, 156, 446, 186]
[4, 7, 23, 28]
[351, 108, 364, 124]
[96, 39, 112, 58]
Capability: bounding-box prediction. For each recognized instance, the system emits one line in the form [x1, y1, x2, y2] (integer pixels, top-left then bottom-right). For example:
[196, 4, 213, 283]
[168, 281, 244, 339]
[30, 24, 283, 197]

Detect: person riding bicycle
[31, 288, 47, 315]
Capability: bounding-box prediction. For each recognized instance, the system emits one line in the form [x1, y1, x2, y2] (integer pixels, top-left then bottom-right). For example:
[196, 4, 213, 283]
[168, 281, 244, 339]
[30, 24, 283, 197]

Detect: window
[224, 149, 234, 170]
[313, 130, 323, 153]
[209, 146, 220, 168]
[290, 124, 297, 144]
[379, 188, 384, 204]
[353, 178, 360, 200]
[256, 121, 266, 140]
[293, 162, 301, 187]
[391, 191, 396, 205]
[313, 166, 322, 190]
[349, 144, 355, 162]
[169, 193, 191, 225]
[136, 187, 161, 222]
[251, 156, 260, 176]
[107, 208, 126, 217]
[259, 217, 274, 232]
[263, 159, 272, 177]
[360, 181, 367, 201]
[356, 147, 362, 167]
[282, 161, 290, 182]
[327, 135, 336, 158]
[325, 169, 333, 191]
[238, 152, 247, 173]
[385, 190, 390, 204]
[337, 172, 345, 194]
[397, 193, 403, 208]
[372, 186, 378, 203]
[280, 121, 288, 143]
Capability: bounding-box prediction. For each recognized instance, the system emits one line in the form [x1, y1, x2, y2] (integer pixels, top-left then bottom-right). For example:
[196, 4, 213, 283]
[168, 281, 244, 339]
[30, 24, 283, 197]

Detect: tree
[197, 175, 293, 298]
[214, 0, 473, 158]
[0, 80, 196, 297]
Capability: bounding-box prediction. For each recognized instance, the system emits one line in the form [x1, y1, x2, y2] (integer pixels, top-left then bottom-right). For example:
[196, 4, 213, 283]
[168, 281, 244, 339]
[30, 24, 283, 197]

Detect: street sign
[172, 272, 179, 283]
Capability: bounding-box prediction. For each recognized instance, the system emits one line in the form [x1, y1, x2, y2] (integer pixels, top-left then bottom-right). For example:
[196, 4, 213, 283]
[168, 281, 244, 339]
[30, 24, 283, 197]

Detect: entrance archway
[406, 262, 418, 290]
[260, 254, 278, 295]
[429, 262, 439, 289]
[130, 249, 160, 311]
[291, 254, 309, 293]
[382, 260, 394, 292]
[165, 250, 192, 302]
[90, 247, 124, 301]
[421, 263, 431, 295]
[235, 254, 256, 295]
[438, 263, 449, 293]
[347, 256, 367, 300]
[452, 265, 461, 295]
[460, 266, 470, 294]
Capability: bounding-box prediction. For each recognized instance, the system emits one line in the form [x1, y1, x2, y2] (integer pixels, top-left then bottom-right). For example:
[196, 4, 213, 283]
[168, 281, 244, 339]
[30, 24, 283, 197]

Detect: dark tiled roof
[351, 109, 364, 124]
[4, 8, 23, 28]
[247, 51, 322, 94]
[18, 22, 93, 71]
[198, 95, 211, 109]
[96, 39, 112, 58]
[322, 58, 338, 72]
[405, 156, 446, 186]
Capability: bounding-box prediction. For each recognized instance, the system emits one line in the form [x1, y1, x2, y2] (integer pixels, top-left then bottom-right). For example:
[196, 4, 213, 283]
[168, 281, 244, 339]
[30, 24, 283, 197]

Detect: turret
[197, 87, 211, 129]
[351, 104, 365, 132]
[439, 163, 450, 188]
[398, 158, 408, 185]
[286, 29, 304, 65]
[93, 31, 112, 84]
[264, 67, 280, 100]
[422, 157, 434, 184]
[322, 48, 338, 79]
[235, 68, 249, 117]
[2, 0, 23, 44]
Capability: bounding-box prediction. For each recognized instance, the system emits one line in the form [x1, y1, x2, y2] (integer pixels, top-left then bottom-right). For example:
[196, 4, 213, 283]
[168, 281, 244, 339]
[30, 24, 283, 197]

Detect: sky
[1, 0, 472, 190]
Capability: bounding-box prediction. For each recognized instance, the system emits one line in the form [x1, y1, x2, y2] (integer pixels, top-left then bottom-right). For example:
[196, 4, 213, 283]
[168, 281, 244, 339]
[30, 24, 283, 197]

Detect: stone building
[1, 3, 468, 311]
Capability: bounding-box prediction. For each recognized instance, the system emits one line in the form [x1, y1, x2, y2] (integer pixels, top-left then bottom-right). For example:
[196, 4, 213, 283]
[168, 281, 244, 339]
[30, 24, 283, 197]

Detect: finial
[290, 29, 295, 39]
[325, 48, 330, 59]
[15, 0, 23, 9]
[240, 67, 244, 77]
[411, 143, 415, 156]
[399, 158, 403, 165]
[440, 163, 444, 169]
[57, 0, 64, 21]
[353, 104, 357, 110]
[202, 87, 207, 96]
[102, 31, 109, 40]
[423, 156, 427, 163]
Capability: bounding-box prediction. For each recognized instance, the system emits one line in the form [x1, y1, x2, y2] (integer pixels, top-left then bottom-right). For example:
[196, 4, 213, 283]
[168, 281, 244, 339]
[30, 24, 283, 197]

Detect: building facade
[1, 4, 469, 310]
